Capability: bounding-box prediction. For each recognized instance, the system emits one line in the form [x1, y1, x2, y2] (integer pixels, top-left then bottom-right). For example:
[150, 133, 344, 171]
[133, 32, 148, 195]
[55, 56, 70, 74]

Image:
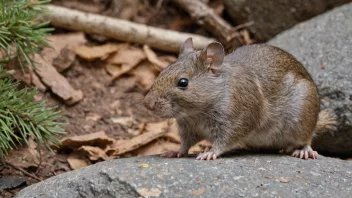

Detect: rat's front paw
[196, 151, 218, 160]
[161, 150, 185, 158]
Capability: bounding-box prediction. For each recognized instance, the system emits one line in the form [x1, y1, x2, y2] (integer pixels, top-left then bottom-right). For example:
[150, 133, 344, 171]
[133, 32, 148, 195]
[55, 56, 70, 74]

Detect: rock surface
[268, 3, 352, 157]
[223, 0, 352, 41]
[14, 155, 352, 198]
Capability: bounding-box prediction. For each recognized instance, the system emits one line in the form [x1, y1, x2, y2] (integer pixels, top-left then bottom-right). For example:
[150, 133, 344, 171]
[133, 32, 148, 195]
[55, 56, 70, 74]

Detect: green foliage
[0, 70, 65, 156]
[0, 0, 65, 157]
[0, 0, 54, 69]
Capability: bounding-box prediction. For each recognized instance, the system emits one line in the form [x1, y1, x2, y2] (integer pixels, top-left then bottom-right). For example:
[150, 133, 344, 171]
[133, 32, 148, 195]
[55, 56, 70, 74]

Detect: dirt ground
[0, 1, 215, 197]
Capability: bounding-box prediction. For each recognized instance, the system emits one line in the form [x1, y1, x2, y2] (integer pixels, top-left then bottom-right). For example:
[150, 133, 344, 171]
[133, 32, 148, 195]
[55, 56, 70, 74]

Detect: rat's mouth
[151, 108, 175, 118]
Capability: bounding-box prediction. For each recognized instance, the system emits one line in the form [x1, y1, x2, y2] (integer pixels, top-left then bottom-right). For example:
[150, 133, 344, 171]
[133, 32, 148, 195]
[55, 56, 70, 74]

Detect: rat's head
[144, 38, 225, 118]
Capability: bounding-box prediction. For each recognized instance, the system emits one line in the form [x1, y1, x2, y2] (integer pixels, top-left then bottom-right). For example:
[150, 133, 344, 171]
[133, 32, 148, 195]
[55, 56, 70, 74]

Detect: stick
[4, 160, 42, 181]
[171, 0, 243, 45]
[45, 5, 215, 53]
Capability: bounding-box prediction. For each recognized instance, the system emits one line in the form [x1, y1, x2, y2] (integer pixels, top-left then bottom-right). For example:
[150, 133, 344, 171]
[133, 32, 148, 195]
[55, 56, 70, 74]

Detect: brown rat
[144, 38, 336, 160]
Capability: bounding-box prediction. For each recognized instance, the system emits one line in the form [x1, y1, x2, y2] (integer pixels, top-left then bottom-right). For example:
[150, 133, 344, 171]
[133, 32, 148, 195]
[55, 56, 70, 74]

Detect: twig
[45, 5, 215, 53]
[232, 21, 255, 32]
[3, 160, 43, 181]
[171, 0, 243, 45]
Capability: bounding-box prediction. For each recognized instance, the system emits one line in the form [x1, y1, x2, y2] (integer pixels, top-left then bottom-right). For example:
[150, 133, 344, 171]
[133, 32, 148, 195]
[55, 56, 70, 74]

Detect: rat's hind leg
[291, 145, 318, 159]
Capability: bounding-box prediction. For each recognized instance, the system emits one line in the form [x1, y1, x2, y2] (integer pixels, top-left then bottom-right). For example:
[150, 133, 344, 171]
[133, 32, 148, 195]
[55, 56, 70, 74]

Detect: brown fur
[144, 38, 336, 160]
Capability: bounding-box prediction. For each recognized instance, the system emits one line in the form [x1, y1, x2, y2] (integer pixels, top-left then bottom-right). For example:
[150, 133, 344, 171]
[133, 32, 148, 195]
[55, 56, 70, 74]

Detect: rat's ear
[199, 42, 225, 72]
[179, 37, 194, 56]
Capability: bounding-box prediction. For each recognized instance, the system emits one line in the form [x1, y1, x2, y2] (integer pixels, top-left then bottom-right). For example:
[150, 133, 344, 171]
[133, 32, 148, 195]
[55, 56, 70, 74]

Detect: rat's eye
[177, 78, 188, 88]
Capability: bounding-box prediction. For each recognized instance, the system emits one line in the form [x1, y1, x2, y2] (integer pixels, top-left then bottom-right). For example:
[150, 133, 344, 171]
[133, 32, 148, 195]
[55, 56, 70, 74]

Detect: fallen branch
[45, 5, 215, 52]
[3, 160, 42, 181]
[171, 0, 244, 45]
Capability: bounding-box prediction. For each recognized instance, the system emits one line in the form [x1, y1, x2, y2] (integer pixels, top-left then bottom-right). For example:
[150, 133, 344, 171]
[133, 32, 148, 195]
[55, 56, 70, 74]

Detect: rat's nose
[144, 94, 157, 110]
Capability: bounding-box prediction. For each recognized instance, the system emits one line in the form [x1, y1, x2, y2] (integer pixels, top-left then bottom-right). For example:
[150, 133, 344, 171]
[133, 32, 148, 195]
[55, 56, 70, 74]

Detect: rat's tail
[313, 109, 337, 135]
[312, 109, 352, 157]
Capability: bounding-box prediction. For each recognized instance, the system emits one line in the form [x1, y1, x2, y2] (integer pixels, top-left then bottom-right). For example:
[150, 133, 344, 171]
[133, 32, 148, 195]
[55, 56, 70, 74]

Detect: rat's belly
[240, 120, 299, 149]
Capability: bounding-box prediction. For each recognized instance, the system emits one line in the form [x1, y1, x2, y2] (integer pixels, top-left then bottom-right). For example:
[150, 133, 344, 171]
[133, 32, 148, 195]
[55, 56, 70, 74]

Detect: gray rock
[268, 3, 352, 157]
[223, 0, 352, 41]
[0, 176, 26, 190]
[14, 155, 352, 198]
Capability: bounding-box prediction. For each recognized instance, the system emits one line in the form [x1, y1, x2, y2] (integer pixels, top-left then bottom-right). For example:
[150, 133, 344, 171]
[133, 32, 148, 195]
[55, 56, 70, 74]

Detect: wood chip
[278, 177, 290, 183]
[264, 175, 275, 179]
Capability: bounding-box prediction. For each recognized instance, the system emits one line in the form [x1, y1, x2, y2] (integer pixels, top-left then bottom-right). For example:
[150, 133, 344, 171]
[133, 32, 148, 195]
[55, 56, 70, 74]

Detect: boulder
[223, 0, 352, 41]
[268, 3, 352, 157]
[14, 155, 352, 198]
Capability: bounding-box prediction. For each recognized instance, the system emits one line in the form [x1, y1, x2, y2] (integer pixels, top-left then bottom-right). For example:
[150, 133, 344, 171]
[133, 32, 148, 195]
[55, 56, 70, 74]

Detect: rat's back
[224, 44, 320, 151]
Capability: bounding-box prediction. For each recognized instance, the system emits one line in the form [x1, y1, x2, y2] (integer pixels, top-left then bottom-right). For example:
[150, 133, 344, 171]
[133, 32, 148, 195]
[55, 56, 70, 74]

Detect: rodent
[144, 38, 336, 160]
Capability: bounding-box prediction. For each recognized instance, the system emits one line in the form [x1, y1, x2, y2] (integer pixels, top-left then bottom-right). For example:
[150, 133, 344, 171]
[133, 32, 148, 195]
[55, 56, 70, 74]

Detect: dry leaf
[189, 144, 205, 154]
[67, 152, 91, 170]
[163, 130, 181, 143]
[159, 56, 177, 65]
[61, 131, 115, 149]
[128, 60, 157, 90]
[197, 140, 212, 147]
[143, 45, 170, 71]
[107, 46, 146, 79]
[73, 43, 125, 61]
[137, 188, 162, 197]
[278, 177, 290, 183]
[9, 59, 47, 91]
[109, 120, 173, 157]
[6, 146, 39, 169]
[47, 33, 87, 52]
[135, 140, 180, 156]
[53, 47, 76, 72]
[31, 33, 86, 104]
[78, 145, 110, 161]
[189, 140, 212, 154]
[189, 187, 206, 196]
[34, 53, 83, 105]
